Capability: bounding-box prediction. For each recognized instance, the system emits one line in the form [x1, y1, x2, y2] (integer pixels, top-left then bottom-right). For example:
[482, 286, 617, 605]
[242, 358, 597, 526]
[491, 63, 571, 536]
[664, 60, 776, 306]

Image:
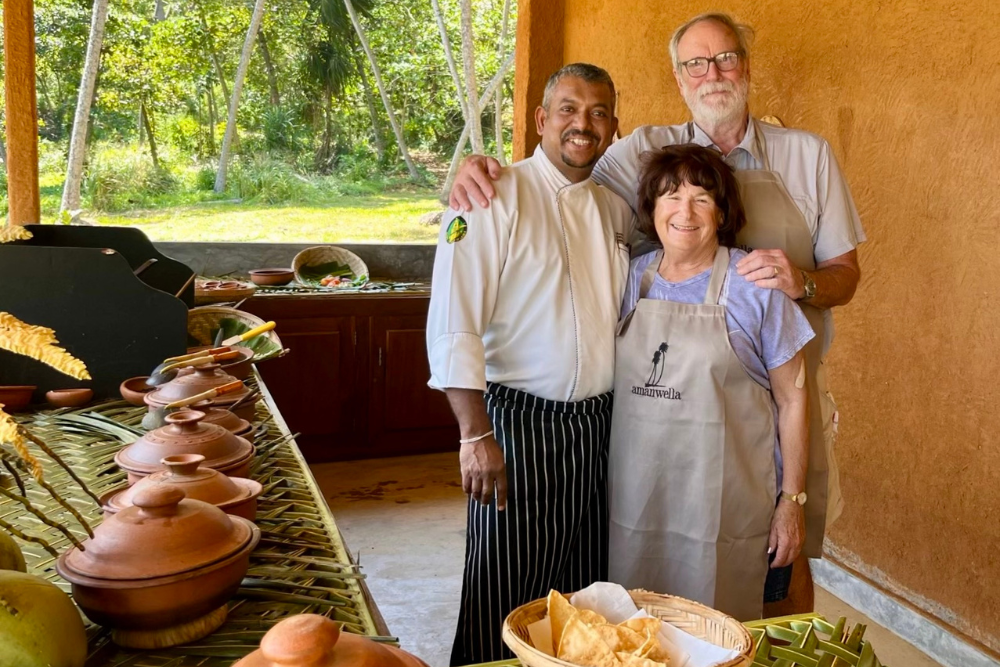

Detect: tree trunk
[494, 0, 511, 165]
[343, 0, 420, 180]
[458, 0, 484, 154]
[258, 29, 280, 106]
[441, 50, 514, 201]
[153, 0, 165, 21]
[206, 86, 217, 155]
[198, 7, 231, 103]
[214, 0, 266, 193]
[140, 101, 160, 170]
[354, 50, 385, 161]
[430, 0, 468, 126]
[60, 0, 109, 213]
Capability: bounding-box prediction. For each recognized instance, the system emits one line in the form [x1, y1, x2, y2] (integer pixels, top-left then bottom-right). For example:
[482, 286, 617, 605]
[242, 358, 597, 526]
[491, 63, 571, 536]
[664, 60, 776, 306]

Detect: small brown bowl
[0, 386, 36, 411]
[248, 268, 294, 286]
[46, 388, 94, 408]
[120, 377, 155, 406]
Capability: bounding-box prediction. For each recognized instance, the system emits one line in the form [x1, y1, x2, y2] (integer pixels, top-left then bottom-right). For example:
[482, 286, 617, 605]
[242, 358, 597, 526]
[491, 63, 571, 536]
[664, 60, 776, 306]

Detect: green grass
[94, 194, 443, 243]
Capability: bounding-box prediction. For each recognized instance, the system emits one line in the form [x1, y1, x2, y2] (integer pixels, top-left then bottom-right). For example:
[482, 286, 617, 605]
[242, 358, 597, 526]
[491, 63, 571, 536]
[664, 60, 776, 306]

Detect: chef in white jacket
[426, 63, 636, 665]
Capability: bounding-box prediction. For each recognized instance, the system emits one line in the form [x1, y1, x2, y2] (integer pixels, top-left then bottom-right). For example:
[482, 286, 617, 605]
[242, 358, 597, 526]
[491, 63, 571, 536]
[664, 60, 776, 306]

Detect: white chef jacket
[427, 146, 635, 402]
[592, 119, 866, 355]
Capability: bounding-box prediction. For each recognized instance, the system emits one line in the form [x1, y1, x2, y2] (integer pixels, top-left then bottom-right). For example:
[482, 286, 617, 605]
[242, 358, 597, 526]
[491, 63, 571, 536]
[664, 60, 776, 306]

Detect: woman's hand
[768, 499, 805, 567]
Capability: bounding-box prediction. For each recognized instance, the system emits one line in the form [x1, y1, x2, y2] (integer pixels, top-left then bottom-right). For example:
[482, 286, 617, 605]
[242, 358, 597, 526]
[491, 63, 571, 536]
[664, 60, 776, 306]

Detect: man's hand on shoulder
[450, 155, 503, 211]
[459, 436, 507, 510]
[736, 248, 805, 300]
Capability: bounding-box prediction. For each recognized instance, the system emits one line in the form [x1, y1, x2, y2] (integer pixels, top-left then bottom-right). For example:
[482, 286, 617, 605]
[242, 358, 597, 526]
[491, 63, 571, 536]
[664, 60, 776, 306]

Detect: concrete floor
[313, 452, 943, 667]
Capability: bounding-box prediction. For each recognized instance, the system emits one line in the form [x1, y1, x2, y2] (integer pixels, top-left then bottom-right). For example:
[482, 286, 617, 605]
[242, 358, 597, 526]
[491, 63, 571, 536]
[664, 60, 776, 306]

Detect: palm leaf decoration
[216, 318, 283, 361]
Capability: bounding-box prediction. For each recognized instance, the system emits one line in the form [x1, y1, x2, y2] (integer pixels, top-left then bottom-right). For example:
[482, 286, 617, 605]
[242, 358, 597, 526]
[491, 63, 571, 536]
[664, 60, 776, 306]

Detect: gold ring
[773, 266, 779, 277]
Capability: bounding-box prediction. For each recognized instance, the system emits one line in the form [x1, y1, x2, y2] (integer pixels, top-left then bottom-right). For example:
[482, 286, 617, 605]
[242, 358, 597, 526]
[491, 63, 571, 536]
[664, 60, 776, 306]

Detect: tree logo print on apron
[631, 341, 681, 400]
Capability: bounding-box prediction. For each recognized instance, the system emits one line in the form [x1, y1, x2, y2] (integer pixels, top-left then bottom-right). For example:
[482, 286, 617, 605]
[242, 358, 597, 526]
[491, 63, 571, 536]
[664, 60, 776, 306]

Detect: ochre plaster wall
[547, 0, 1000, 652]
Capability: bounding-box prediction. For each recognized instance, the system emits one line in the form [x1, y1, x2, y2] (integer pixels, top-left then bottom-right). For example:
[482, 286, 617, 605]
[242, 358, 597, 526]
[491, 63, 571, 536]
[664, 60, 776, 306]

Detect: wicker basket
[187, 306, 283, 349]
[292, 245, 370, 285]
[501, 590, 754, 667]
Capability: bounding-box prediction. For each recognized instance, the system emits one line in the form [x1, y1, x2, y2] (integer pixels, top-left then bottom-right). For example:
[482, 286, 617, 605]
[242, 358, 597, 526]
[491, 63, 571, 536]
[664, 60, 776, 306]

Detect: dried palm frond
[0, 312, 91, 380]
[0, 406, 44, 482]
[0, 225, 33, 243]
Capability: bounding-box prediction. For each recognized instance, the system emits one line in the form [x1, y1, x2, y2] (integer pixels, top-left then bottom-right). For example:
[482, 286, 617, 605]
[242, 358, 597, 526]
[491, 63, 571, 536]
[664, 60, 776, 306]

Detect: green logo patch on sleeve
[446, 216, 468, 244]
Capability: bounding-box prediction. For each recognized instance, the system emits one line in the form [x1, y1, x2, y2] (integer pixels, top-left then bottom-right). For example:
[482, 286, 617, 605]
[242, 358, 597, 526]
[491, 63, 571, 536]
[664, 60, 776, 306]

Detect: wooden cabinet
[245, 292, 457, 462]
[369, 315, 457, 456]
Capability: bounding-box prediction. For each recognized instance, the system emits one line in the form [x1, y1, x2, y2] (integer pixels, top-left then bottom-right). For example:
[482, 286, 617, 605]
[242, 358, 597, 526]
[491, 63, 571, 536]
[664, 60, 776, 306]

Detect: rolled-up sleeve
[426, 204, 510, 391]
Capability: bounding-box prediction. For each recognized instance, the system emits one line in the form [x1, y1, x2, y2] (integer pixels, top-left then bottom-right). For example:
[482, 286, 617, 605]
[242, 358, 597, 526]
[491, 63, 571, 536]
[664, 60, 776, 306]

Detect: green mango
[0, 530, 26, 572]
[0, 571, 87, 667]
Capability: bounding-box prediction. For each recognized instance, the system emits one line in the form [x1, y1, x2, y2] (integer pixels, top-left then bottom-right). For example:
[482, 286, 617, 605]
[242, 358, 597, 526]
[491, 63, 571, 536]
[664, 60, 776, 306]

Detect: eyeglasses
[679, 51, 743, 78]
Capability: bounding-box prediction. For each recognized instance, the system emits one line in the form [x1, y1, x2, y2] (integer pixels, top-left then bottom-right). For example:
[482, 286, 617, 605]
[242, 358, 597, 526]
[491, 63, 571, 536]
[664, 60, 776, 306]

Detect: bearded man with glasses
[448, 12, 867, 618]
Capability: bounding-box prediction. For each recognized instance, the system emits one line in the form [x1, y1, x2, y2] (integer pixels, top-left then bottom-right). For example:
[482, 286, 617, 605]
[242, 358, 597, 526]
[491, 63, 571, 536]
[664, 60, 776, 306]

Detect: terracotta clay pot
[45, 388, 93, 408]
[120, 377, 156, 406]
[187, 345, 255, 380]
[233, 614, 430, 667]
[101, 454, 262, 520]
[115, 410, 254, 485]
[190, 400, 254, 443]
[144, 365, 249, 412]
[248, 268, 294, 287]
[0, 386, 36, 411]
[56, 484, 260, 649]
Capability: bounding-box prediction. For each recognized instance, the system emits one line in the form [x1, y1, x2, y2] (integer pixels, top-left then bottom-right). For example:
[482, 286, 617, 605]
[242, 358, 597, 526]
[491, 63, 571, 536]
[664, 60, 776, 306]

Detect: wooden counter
[244, 288, 458, 462]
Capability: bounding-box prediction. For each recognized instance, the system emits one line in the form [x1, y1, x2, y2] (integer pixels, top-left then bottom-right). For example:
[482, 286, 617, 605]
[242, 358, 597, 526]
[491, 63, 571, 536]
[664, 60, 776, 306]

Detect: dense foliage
[0, 0, 516, 214]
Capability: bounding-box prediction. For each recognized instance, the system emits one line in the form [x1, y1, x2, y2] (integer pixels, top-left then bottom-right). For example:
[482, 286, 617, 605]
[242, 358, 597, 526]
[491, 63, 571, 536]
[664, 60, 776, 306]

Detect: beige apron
[608, 247, 776, 621]
[729, 119, 840, 556]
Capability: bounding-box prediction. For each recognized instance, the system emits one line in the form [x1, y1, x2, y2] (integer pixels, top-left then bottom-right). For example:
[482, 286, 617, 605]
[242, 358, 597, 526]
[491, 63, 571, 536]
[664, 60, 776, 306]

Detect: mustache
[696, 81, 737, 99]
[561, 129, 600, 143]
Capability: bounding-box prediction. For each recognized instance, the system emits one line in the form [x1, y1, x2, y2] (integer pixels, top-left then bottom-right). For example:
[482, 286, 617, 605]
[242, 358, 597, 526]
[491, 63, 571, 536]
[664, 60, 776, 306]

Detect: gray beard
[683, 79, 749, 127]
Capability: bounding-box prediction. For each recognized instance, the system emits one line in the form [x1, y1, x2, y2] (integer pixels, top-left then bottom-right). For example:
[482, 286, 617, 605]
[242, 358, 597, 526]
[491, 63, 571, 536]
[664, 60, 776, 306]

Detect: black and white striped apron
[449, 382, 614, 666]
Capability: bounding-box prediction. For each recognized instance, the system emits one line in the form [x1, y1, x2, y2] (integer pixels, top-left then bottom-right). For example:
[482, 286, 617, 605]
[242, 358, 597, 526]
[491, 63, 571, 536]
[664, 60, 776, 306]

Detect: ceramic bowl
[45, 388, 94, 408]
[120, 377, 155, 406]
[249, 268, 295, 287]
[0, 386, 36, 411]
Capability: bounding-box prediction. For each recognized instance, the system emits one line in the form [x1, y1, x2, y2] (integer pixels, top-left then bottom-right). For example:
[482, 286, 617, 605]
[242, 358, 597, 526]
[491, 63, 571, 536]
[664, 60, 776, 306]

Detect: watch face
[797, 492, 808, 505]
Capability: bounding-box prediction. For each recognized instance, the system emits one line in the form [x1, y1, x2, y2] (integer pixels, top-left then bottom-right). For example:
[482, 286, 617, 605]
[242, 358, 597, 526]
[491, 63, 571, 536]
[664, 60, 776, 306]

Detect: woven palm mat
[1, 389, 388, 665]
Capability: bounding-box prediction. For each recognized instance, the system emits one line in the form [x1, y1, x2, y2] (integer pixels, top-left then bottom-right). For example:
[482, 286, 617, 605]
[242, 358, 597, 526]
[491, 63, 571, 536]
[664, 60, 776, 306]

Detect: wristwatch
[780, 490, 808, 506]
[799, 270, 817, 301]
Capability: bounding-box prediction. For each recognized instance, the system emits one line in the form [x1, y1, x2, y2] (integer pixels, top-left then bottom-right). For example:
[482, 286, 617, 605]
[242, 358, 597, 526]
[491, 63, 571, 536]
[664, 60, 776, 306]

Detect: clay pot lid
[145, 364, 248, 404]
[115, 410, 253, 476]
[63, 484, 253, 581]
[191, 400, 252, 435]
[107, 454, 261, 512]
[234, 614, 429, 667]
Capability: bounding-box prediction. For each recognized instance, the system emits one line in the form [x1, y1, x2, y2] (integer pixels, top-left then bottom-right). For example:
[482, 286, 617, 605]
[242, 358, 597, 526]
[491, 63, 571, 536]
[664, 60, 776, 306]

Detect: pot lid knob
[259, 614, 341, 666]
[164, 409, 207, 433]
[131, 483, 185, 517]
[161, 453, 206, 477]
[195, 364, 223, 376]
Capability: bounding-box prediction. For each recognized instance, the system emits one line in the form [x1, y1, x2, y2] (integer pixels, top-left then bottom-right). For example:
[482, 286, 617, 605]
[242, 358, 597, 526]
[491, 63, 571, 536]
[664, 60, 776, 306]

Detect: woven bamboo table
[1, 371, 389, 666]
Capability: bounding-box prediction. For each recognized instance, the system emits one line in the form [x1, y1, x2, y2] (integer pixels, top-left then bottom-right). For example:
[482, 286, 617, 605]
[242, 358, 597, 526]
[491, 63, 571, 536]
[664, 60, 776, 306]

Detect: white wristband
[459, 430, 494, 445]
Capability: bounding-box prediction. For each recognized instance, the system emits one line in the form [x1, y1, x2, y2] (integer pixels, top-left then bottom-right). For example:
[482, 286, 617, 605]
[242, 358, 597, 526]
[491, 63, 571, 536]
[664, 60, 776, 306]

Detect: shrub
[262, 106, 302, 152]
[228, 156, 316, 204]
[82, 144, 178, 212]
[164, 115, 204, 156]
[194, 165, 217, 191]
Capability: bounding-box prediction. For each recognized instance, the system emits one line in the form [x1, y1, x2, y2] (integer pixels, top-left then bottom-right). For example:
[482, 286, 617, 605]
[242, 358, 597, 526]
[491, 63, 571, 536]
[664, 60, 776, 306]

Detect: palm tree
[646, 342, 669, 387]
[60, 0, 110, 214]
